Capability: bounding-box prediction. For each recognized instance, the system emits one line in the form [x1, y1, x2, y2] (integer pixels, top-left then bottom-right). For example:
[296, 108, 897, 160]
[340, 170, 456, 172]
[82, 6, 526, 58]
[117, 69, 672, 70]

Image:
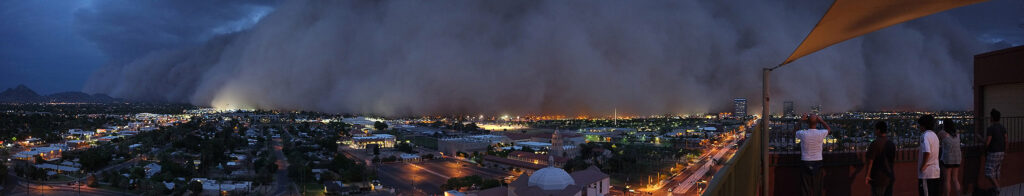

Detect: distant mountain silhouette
[0, 84, 41, 102]
[0, 84, 125, 103]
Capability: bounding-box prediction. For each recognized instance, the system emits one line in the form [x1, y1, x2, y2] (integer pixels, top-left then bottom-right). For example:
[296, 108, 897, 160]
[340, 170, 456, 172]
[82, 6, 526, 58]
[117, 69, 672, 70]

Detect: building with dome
[465, 162, 609, 196]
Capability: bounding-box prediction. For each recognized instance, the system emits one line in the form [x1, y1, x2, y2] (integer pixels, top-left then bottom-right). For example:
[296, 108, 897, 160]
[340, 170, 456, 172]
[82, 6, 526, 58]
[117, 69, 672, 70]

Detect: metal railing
[703, 116, 1024, 195]
[768, 117, 978, 154]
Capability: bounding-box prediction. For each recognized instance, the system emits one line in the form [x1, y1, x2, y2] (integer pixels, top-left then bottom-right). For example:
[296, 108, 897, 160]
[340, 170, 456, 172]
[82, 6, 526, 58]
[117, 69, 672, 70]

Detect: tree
[130, 167, 146, 179]
[521, 147, 535, 153]
[79, 148, 113, 171]
[373, 121, 388, 131]
[480, 179, 501, 189]
[441, 175, 495, 190]
[0, 160, 6, 184]
[319, 136, 339, 153]
[34, 154, 45, 163]
[329, 154, 355, 173]
[465, 123, 480, 132]
[188, 181, 203, 196]
[87, 174, 99, 187]
[341, 163, 368, 183]
[397, 142, 414, 153]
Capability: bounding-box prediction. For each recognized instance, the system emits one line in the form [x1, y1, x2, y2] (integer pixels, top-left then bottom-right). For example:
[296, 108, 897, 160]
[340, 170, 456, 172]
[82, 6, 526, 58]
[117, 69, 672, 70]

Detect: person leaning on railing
[795, 114, 830, 196]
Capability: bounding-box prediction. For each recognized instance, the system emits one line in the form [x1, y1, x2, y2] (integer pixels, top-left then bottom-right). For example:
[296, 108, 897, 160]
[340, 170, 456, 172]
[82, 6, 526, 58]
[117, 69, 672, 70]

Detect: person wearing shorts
[984, 109, 1007, 195]
[939, 121, 962, 196]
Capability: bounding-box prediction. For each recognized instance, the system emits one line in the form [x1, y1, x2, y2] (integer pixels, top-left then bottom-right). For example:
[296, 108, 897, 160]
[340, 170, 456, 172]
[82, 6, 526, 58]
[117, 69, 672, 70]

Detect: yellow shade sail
[782, 0, 987, 66]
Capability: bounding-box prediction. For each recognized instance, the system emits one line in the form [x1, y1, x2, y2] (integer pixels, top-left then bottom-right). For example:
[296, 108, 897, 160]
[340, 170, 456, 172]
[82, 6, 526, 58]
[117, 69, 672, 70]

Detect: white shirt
[919, 130, 941, 179]
[796, 129, 828, 161]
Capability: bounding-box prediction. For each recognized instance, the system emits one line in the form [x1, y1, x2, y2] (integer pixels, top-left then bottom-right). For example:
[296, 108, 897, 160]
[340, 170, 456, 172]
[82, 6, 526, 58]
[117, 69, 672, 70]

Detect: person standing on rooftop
[983, 109, 1007, 195]
[795, 114, 830, 196]
[938, 120, 962, 196]
[917, 115, 941, 196]
[865, 121, 896, 196]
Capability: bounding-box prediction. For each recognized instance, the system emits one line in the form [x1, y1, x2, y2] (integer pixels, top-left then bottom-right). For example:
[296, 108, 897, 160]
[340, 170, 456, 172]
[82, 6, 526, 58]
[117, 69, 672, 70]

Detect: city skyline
[1, 1, 1022, 195]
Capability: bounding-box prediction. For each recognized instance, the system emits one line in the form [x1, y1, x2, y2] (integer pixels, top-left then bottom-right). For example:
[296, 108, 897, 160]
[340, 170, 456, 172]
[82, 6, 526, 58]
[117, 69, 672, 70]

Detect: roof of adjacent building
[503, 132, 583, 141]
[352, 134, 395, 140]
[528, 167, 576, 190]
[475, 186, 507, 196]
[571, 165, 609, 186]
[503, 165, 610, 196]
[483, 155, 546, 171]
[510, 151, 569, 164]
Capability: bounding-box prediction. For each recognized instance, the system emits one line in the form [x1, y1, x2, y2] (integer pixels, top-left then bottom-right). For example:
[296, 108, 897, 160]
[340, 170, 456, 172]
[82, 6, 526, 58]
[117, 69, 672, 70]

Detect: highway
[643, 119, 755, 196]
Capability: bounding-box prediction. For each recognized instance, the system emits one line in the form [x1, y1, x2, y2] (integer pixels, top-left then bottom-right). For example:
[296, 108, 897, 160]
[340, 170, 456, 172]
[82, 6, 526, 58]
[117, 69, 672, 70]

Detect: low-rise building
[348, 134, 395, 149]
[145, 163, 162, 177]
[14, 145, 66, 163]
[509, 151, 569, 167]
[438, 137, 491, 155]
[66, 140, 90, 149]
[482, 155, 546, 175]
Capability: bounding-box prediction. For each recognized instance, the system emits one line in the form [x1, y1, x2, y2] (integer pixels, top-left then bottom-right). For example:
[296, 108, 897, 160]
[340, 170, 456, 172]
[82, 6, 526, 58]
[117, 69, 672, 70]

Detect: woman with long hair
[938, 121, 962, 196]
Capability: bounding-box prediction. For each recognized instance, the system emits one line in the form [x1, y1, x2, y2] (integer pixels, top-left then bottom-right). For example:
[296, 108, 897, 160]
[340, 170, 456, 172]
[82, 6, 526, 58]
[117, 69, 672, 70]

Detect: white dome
[528, 167, 576, 190]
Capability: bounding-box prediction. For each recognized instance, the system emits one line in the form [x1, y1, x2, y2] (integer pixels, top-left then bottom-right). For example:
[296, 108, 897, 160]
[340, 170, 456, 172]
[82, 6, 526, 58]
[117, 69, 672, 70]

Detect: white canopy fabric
[782, 0, 987, 66]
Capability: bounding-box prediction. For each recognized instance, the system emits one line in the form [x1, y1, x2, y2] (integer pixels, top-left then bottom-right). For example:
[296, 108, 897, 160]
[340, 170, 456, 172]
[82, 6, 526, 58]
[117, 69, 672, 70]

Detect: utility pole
[761, 67, 771, 196]
[78, 171, 82, 196]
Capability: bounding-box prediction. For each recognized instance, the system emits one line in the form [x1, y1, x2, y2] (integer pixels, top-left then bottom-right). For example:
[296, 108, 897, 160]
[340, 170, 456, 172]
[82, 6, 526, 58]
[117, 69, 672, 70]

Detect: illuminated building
[784, 101, 795, 117]
[14, 145, 66, 163]
[509, 151, 569, 167]
[348, 134, 395, 149]
[733, 98, 747, 118]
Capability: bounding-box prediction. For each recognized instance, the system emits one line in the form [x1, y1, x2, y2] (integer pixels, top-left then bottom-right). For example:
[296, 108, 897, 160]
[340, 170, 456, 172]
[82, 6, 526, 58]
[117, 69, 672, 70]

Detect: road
[269, 128, 299, 196]
[643, 120, 755, 196]
[5, 180, 133, 196]
[1, 141, 174, 196]
[376, 159, 510, 196]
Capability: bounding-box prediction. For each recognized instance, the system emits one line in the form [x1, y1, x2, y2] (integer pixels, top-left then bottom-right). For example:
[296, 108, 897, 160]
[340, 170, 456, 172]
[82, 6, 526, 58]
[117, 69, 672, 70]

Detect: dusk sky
[1, 0, 1022, 115]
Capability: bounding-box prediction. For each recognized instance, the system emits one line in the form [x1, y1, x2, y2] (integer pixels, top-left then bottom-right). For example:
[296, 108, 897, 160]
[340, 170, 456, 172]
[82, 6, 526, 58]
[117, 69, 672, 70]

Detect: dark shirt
[987, 124, 1007, 152]
[866, 135, 896, 184]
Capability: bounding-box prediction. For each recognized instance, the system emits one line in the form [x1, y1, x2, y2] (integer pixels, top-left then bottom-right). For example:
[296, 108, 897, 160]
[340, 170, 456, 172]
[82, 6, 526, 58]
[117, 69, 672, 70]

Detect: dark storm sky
[0, 0, 1020, 95]
[0, 0, 275, 94]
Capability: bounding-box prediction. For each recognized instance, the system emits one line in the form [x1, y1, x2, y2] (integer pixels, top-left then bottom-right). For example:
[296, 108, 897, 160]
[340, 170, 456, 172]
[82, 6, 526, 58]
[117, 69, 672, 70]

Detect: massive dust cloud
[81, 0, 994, 117]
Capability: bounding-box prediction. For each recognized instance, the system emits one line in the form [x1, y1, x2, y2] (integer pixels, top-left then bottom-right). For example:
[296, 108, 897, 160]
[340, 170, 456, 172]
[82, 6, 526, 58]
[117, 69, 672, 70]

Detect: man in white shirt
[917, 115, 941, 196]
[795, 114, 830, 196]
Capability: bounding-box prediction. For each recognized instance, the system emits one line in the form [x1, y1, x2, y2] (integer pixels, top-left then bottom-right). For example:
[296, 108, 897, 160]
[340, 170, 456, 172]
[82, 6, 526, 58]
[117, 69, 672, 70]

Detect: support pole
[761, 68, 771, 196]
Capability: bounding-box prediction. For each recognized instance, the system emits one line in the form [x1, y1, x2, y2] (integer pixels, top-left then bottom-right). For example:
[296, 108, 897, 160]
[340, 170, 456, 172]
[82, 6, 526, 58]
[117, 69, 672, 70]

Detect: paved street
[376, 159, 510, 196]
[643, 120, 754, 196]
[270, 129, 299, 196]
[5, 181, 133, 196]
